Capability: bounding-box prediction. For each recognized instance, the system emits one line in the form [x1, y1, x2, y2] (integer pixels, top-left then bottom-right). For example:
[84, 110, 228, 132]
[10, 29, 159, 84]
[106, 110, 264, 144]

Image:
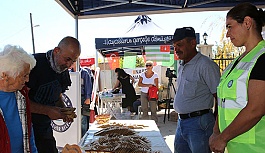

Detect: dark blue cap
[171, 27, 196, 42]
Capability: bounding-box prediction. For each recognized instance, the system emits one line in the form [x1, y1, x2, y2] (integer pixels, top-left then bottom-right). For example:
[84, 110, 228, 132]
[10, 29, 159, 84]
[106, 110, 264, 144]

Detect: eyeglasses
[146, 64, 152, 67]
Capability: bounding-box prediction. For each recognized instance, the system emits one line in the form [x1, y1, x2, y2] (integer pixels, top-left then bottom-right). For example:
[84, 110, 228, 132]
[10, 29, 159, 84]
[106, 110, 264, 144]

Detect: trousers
[140, 92, 158, 122]
[81, 115, 90, 137]
[34, 132, 58, 153]
[174, 111, 215, 153]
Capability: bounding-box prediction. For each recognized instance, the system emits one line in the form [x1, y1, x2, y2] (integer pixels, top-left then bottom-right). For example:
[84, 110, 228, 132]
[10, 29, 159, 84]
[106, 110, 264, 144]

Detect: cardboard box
[170, 111, 178, 122]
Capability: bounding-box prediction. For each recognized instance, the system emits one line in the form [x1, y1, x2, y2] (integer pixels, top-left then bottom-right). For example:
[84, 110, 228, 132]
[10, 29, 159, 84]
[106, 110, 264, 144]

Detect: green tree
[119, 57, 124, 68]
[215, 28, 245, 59]
[201, 15, 245, 59]
[136, 56, 145, 67]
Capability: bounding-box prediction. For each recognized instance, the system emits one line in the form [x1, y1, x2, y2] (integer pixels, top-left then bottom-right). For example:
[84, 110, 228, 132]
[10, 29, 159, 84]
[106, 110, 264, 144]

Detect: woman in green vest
[209, 2, 265, 153]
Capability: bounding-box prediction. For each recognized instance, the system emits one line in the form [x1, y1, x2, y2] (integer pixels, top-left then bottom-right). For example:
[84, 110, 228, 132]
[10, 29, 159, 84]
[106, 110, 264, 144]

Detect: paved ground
[137, 109, 177, 153]
[156, 109, 176, 153]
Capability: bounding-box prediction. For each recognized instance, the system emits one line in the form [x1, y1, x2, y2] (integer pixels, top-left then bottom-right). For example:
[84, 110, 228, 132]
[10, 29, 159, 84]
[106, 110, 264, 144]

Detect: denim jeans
[174, 111, 215, 153]
[81, 115, 89, 137]
[133, 100, 141, 115]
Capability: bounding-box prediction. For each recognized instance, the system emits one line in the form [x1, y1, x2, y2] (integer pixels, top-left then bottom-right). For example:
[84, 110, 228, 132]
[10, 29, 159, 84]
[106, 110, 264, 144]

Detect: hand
[60, 107, 77, 122]
[63, 113, 76, 122]
[148, 84, 153, 87]
[84, 99, 90, 105]
[209, 133, 227, 153]
[47, 106, 67, 120]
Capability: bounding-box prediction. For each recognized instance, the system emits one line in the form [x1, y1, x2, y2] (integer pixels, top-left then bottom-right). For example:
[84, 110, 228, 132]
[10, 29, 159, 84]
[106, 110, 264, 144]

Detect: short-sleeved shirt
[26, 50, 71, 135]
[140, 72, 159, 93]
[249, 53, 265, 80]
[173, 52, 220, 114]
[0, 91, 23, 152]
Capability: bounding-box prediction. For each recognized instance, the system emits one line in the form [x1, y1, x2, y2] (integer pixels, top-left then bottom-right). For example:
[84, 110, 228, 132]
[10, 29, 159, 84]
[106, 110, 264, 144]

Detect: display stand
[163, 77, 176, 123]
[98, 93, 125, 119]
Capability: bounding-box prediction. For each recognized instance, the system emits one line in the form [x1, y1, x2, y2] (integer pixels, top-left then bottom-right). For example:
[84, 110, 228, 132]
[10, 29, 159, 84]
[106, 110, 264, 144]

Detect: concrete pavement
[156, 109, 177, 153]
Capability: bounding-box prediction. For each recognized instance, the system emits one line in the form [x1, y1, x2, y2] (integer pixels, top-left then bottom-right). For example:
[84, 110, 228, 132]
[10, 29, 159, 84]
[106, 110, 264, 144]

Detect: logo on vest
[227, 80, 233, 88]
[51, 94, 73, 132]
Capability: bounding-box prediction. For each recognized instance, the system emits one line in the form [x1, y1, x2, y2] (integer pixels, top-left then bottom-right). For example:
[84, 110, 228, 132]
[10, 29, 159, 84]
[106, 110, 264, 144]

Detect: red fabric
[174, 50, 179, 60]
[106, 52, 120, 70]
[160, 45, 170, 52]
[0, 114, 11, 153]
[148, 86, 158, 101]
[89, 110, 95, 123]
[19, 86, 32, 153]
[80, 58, 95, 67]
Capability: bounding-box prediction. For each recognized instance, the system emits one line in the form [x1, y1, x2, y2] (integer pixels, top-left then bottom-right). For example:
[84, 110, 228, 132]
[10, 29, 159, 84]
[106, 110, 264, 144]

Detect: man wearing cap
[172, 27, 220, 153]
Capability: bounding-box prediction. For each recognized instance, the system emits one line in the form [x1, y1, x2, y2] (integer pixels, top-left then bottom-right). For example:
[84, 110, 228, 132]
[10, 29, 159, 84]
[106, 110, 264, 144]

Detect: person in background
[209, 3, 265, 153]
[132, 98, 141, 119]
[138, 61, 159, 123]
[83, 66, 94, 86]
[171, 27, 220, 153]
[70, 62, 92, 137]
[26, 36, 81, 153]
[0, 45, 37, 152]
[113, 68, 137, 112]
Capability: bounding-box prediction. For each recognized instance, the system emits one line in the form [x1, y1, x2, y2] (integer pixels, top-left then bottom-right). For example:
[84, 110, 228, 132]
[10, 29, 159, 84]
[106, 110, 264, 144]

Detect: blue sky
[0, 0, 228, 58]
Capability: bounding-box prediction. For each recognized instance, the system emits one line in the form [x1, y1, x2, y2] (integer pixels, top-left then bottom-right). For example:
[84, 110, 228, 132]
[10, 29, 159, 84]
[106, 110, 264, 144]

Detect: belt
[179, 109, 211, 119]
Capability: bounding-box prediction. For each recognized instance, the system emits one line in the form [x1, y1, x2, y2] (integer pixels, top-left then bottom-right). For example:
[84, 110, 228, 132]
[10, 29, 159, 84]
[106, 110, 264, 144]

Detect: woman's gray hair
[0, 45, 36, 78]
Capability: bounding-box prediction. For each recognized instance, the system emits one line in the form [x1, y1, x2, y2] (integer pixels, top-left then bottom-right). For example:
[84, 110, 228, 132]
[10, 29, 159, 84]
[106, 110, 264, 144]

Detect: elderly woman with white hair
[0, 45, 37, 152]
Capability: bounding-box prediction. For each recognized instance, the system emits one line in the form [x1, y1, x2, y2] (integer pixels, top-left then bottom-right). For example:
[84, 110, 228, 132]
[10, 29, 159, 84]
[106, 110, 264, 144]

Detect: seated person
[133, 99, 141, 116]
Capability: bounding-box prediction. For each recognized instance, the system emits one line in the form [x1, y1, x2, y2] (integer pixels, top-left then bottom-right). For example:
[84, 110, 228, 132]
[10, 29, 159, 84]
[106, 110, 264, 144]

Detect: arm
[113, 79, 121, 89]
[154, 77, 158, 87]
[210, 80, 265, 152]
[30, 100, 67, 120]
[212, 93, 218, 117]
[209, 115, 221, 151]
[55, 93, 66, 108]
[29, 92, 72, 122]
[83, 70, 92, 105]
[130, 75, 135, 84]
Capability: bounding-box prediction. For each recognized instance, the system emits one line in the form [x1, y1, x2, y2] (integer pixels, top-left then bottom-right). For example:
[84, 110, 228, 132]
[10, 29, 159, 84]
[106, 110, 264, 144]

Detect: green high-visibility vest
[217, 40, 265, 153]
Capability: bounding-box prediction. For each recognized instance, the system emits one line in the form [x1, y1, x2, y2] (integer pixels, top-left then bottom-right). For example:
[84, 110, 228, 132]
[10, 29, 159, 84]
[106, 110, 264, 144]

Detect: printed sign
[53, 72, 81, 147]
[95, 35, 173, 49]
[51, 94, 73, 132]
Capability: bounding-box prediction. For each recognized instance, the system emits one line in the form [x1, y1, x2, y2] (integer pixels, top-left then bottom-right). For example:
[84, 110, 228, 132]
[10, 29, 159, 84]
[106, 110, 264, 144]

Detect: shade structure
[56, 0, 265, 19]
[95, 15, 199, 57]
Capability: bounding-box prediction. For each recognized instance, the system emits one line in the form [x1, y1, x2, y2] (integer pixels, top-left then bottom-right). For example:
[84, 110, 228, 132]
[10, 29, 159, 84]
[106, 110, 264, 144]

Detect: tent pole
[75, 14, 80, 71]
[95, 50, 98, 67]
[103, 57, 106, 89]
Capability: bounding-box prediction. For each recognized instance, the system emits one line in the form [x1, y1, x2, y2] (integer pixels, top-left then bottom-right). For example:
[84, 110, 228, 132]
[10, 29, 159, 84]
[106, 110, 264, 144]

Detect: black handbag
[111, 88, 120, 94]
[81, 104, 90, 116]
